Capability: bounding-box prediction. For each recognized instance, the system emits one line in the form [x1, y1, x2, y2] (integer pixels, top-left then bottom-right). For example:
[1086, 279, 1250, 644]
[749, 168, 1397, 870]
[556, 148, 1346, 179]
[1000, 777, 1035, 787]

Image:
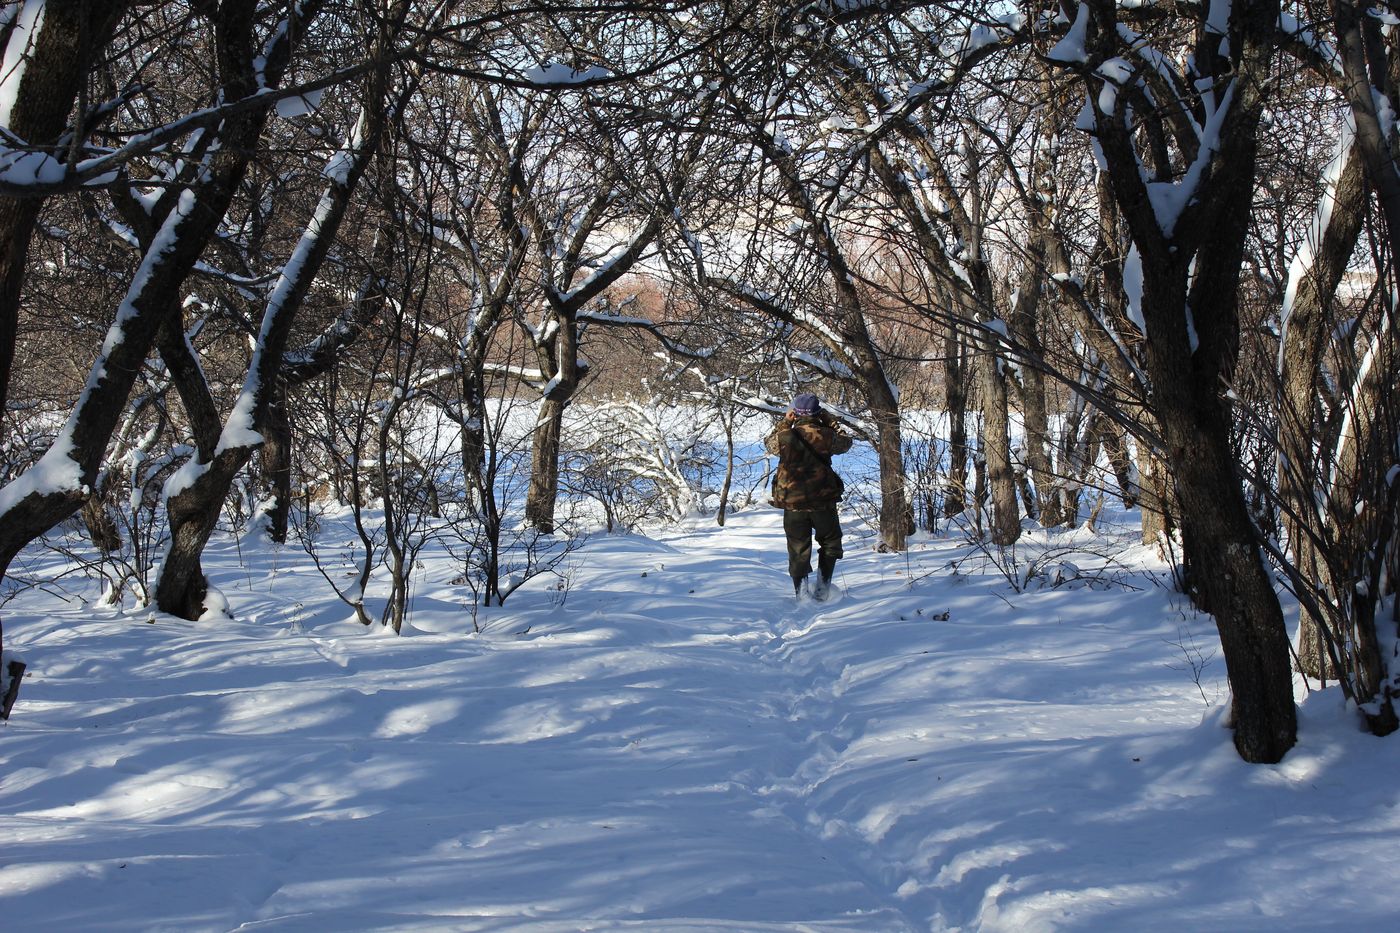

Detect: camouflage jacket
[765, 414, 852, 510]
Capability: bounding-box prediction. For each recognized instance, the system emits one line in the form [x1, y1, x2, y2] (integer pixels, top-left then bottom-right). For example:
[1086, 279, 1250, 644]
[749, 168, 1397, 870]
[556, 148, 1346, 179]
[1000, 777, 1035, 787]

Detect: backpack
[770, 422, 844, 508]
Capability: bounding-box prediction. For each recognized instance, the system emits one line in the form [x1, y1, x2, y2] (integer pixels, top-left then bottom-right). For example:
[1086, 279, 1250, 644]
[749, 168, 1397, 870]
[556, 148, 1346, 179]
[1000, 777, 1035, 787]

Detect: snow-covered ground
[2, 504, 1396, 931]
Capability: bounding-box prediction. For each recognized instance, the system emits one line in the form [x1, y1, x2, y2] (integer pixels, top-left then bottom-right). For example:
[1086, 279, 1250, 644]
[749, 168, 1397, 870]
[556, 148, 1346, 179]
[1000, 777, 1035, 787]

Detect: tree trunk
[459, 364, 488, 513]
[1166, 410, 1298, 761]
[0, 197, 41, 438]
[1142, 266, 1296, 762]
[524, 295, 581, 533]
[1066, 0, 1297, 760]
[717, 411, 735, 526]
[1095, 419, 1135, 507]
[975, 346, 1021, 545]
[749, 101, 912, 547]
[157, 313, 222, 459]
[972, 449, 988, 539]
[867, 381, 908, 551]
[525, 396, 566, 534]
[158, 465, 229, 619]
[0, 2, 129, 441]
[962, 236, 1019, 545]
[1322, 314, 1400, 709]
[1011, 282, 1053, 525]
[1132, 446, 1171, 546]
[944, 328, 970, 518]
[81, 493, 122, 554]
[461, 376, 503, 605]
[1009, 133, 1058, 525]
[1276, 125, 1368, 679]
[0, 183, 247, 581]
[261, 382, 294, 543]
[1, 651, 25, 720]
[378, 392, 408, 633]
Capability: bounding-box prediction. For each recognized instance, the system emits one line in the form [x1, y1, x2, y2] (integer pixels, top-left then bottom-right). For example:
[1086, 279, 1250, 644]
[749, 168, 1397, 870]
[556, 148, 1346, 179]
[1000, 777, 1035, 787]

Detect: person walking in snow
[766, 392, 852, 599]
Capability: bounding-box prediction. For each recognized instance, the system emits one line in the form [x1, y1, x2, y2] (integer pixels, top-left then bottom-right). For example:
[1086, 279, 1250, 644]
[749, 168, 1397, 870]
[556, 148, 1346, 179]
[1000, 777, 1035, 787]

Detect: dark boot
[793, 577, 804, 598]
[812, 556, 836, 601]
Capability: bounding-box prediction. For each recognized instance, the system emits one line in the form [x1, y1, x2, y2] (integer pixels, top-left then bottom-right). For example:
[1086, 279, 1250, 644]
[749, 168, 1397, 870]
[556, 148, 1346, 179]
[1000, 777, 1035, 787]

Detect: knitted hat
[791, 392, 820, 415]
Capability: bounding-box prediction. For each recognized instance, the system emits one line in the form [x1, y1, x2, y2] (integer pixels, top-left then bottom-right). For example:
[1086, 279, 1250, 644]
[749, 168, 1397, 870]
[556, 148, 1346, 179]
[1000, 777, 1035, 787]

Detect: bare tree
[1043, 1, 1297, 762]
[155, 4, 410, 619]
[0, 2, 332, 635]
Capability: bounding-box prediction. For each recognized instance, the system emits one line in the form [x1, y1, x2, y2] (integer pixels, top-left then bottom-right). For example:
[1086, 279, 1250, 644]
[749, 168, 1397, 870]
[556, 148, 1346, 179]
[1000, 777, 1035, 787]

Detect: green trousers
[784, 505, 843, 583]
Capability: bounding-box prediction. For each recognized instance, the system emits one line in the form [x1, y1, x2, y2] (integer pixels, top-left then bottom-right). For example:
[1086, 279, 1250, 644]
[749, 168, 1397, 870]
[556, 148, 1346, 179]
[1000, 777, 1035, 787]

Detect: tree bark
[737, 61, 915, 549]
[1163, 397, 1297, 758]
[1011, 280, 1053, 525]
[81, 493, 122, 554]
[974, 341, 1021, 544]
[1099, 418, 1139, 508]
[525, 394, 568, 534]
[1138, 257, 1297, 761]
[861, 365, 909, 551]
[459, 362, 489, 513]
[0, 177, 250, 581]
[1008, 97, 1061, 526]
[1323, 316, 1400, 708]
[523, 299, 580, 533]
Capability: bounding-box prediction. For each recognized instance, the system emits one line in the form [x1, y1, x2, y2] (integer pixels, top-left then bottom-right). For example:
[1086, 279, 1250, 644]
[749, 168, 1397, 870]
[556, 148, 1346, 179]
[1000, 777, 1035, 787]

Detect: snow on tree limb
[0, 0, 45, 129]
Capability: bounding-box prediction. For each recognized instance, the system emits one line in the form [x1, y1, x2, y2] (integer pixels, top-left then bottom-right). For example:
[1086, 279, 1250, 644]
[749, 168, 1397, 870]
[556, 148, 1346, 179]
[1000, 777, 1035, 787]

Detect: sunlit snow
[3, 483, 1395, 930]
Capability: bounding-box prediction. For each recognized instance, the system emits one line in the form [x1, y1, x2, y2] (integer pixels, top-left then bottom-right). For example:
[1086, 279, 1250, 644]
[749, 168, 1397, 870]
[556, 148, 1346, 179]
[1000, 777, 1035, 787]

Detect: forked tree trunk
[157, 21, 397, 618]
[0, 1, 325, 601]
[158, 470, 227, 619]
[1062, 0, 1296, 762]
[0, 179, 256, 583]
[1141, 267, 1296, 763]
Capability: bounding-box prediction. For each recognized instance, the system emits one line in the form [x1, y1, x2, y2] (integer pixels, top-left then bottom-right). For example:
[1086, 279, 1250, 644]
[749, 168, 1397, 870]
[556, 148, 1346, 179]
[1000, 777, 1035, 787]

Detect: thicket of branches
[2, 1, 1398, 762]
